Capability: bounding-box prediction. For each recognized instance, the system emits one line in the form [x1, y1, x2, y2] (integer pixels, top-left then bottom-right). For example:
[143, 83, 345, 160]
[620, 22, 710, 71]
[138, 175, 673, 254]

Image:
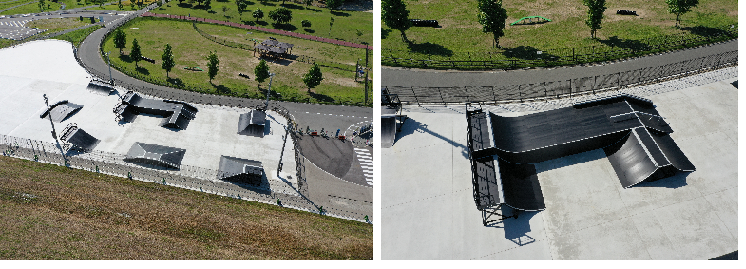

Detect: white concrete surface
[0, 40, 296, 187]
[382, 69, 737, 259]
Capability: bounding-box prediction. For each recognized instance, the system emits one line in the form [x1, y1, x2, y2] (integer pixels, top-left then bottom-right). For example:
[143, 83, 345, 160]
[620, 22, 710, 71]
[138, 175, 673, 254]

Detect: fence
[383, 25, 737, 70]
[59, 4, 370, 222]
[385, 50, 738, 105]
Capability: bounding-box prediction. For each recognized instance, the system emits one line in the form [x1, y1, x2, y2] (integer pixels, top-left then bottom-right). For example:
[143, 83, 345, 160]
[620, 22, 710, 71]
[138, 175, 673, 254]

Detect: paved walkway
[142, 12, 372, 50]
[383, 39, 737, 87]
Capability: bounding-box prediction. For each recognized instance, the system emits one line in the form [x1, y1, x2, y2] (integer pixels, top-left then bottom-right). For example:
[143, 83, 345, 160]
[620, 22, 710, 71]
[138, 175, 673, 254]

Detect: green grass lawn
[50, 24, 101, 47]
[0, 0, 35, 11]
[382, 0, 737, 67]
[103, 17, 368, 105]
[153, 0, 372, 45]
[1, 1, 60, 15]
[26, 17, 90, 32]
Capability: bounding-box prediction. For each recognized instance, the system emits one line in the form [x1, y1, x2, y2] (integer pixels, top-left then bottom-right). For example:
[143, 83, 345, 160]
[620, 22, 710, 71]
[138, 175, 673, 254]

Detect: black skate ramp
[40, 100, 83, 123]
[381, 115, 396, 148]
[124, 142, 186, 169]
[295, 135, 353, 179]
[86, 80, 115, 95]
[218, 156, 264, 186]
[237, 109, 267, 137]
[60, 124, 100, 151]
[115, 91, 197, 130]
[466, 94, 694, 218]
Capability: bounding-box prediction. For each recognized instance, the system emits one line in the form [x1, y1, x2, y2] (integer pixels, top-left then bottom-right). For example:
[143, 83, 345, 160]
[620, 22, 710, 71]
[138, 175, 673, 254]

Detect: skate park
[381, 54, 737, 258]
[0, 36, 372, 221]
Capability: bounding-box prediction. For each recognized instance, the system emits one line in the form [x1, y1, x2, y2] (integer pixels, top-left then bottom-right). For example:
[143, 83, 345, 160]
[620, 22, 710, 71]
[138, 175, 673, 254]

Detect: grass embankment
[51, 24, 101, 46]
[0, 156, 373, 259]
[382, 0, 737, 66]
[26, 16, 90, 32]
[85, 0, 159, 11]
[152, 0, 373, 45]
[0, 0, 35, 12]
[103, 16, 369, 105]
[0, 1, 61, 15]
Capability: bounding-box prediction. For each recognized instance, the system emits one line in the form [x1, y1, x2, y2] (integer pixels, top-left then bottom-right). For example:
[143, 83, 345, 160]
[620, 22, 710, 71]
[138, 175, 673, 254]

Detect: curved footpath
[382, 39, 737, 87]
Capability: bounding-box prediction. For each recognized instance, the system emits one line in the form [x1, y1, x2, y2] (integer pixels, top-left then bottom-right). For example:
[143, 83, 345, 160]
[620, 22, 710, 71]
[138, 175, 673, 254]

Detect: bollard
[364, 215, 369, 222]
[34, 155, 38, 162]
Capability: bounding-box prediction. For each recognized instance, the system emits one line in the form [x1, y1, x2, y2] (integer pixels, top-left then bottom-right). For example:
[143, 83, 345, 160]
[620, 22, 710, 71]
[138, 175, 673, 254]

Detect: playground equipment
[510, 16, 552, 26]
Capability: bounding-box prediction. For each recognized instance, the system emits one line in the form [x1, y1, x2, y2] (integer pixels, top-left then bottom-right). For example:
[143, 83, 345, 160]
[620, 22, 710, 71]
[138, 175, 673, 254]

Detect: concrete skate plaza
[0, 40, 296, 186]
[382, 70, 737, 259]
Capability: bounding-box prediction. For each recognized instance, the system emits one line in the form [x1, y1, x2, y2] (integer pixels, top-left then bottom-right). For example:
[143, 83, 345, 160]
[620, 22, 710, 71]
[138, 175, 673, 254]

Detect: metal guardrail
[385, 50, 738, 105]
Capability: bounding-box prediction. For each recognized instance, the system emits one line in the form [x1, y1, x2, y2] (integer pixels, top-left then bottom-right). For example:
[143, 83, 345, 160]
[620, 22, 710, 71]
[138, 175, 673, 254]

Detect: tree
[305, 0, 312, 7]
[206, 51, 219, 83]
[302, 63, 323, 93]
[113, 28, 127, 54]
[254, 59, 270, 90]
[236, 0, 247, 19]
[38, 0, 45, 12]
[222, 5, 230, 17]
[382, 0, 412, 43]
[253, 8, 264, 22]
[326, 0, 342, 10]
[269, 8, 292, 25]
[205, 0, 212, 9]
[161, 43, 175, 78]
[301, 19, 311, 28]
[583, 0, 607, 39]
[118, 0, 123, 10]
[477, 0, 508, 48]
[130, 38, 142, 67]
[666, 0, 698, 27]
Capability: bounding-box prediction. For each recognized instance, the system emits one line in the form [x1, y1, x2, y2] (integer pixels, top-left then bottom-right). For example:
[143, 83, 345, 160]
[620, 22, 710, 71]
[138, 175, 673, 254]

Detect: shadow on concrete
[534, 149, 606, 175]
[731, 80, 737, 89]
[485, 208, 539, 246]
[394, 117, 469, 159]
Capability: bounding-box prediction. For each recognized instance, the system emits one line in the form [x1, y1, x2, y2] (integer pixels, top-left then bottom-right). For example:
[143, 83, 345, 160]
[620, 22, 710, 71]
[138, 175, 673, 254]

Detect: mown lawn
[102, 17, 369, 105]
[0, 1, 60, 15]
[382, 0, 737, 65]
[26, 17, 91, 32]
[0, 155, 372, 259]
[152, 0, 373, 45]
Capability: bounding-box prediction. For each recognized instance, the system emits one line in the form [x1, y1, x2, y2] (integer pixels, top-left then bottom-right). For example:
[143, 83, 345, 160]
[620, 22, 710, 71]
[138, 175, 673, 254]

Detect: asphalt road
[382, 39, 738, 87]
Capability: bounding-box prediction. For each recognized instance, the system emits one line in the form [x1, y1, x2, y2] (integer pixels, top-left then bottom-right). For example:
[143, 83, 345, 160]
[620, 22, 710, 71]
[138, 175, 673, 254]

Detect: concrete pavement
[381, 67, 738, 259]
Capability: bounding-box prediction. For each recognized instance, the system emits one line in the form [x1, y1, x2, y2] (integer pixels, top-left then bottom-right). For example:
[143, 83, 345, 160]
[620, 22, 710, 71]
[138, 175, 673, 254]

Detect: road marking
[354, 147, 373, 186]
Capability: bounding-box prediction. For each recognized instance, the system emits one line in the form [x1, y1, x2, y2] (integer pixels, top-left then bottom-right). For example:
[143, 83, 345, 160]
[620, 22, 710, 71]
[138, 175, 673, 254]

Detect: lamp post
[43, 94, 57, 141]
[264, 72, 275, 110]
[104, 51, 113, 85]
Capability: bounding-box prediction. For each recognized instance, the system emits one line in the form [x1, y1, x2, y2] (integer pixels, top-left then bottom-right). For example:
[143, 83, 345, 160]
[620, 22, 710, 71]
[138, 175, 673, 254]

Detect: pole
[364, 48, 369, 105]
[265, 73, 275, 110]
[43, 94, 57, 142]
[277, 124, 289, 177]
[105, 51, 113, 85]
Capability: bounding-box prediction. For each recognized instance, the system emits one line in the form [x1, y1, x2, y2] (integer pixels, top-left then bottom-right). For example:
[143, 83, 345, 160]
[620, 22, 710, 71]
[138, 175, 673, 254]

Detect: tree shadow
[381, 28, 391, 39]
[273, 23, 297, 31]
[118, 54, 133, 63]
[282, 3, 304, 10]
[331, 10, 351, 17]
[303, 28, 315, 33]
[216, 0, 228, 2]
[308, 91, 335, 103]
[682, 25, 734, 37]
[503, 45, 558, 60]
[177, 3, 192, 8]
[598, 36, 650, 51]
[407, 42, 453, 57]
[214, 84, 232, 94]
[224, 15, 233, 19]
[166, 77, 184, 87]
[208, 10, 217, 14]
[135, 66, 149, 75]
